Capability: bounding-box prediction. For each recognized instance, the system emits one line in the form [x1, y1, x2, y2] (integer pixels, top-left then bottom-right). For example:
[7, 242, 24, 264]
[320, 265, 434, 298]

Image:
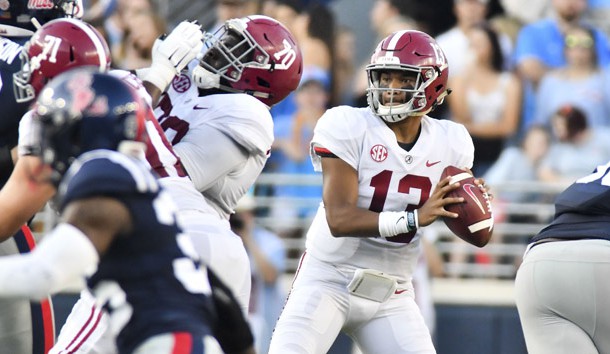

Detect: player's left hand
[463, 167, 493, 201]
[142, 20, 204, 91]
[474, 177, 493, 201]
[156, 20, 204, 73]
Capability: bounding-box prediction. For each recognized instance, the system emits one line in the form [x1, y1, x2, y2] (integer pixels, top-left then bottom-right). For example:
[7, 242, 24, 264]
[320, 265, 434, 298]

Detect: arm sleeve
[173, 126, 249, 192]
[0, 223, 99, 300]
[17, 111, 38, 157]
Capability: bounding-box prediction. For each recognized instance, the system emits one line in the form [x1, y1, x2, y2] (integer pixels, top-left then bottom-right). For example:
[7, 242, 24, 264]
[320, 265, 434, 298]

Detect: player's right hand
[156, 20, 204, 73]
[144, 20, 204, 92]
[417, 176, 463, 227]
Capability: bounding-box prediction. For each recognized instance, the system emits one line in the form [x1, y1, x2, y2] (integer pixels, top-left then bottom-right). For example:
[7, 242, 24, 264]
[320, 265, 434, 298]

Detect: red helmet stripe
[385, 30, 409, 53]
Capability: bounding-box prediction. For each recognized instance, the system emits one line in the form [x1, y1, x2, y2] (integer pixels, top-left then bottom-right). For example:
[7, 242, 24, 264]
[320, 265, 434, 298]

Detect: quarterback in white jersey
[153, 15, 302, 312]
[270, 30, 478, 354]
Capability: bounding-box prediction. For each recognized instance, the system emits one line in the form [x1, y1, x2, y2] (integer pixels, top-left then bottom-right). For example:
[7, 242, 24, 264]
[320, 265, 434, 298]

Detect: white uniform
[269, 106, 473, 354]
[154, 74, 274, 314]
[19, 70, 220, 354]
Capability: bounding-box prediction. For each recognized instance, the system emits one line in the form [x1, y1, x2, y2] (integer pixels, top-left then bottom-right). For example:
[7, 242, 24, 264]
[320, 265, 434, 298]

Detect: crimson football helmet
[33, 67, 147, 184]
[192, 15, 303, 106]
[366, 30, 450, 123]
[13, 18, 110, 103]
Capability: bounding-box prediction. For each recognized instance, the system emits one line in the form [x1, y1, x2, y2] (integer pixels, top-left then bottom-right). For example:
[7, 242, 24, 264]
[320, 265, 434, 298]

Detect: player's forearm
[0, 160, 56, 241]
[325, 205, 383, 237]
[0, 253, 59, 300]
[0, 223, 98, 300]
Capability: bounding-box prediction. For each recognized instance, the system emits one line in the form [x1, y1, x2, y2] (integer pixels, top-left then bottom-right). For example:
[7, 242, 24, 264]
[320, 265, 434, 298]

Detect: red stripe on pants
[172, 332, 193, 354]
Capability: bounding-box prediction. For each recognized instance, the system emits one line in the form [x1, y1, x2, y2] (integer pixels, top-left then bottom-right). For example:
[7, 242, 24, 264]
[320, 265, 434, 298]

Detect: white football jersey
[18, 70, 211, 214]
[154, 74, 273, 219]
[306, 106, 474, 280]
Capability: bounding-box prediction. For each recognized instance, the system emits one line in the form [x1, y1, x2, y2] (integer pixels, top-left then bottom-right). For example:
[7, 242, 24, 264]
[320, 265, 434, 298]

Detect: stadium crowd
[2, 0, 610, 353]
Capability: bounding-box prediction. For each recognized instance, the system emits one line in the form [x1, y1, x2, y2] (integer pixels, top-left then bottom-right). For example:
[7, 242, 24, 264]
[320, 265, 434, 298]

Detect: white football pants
[269, 253, 436, 354]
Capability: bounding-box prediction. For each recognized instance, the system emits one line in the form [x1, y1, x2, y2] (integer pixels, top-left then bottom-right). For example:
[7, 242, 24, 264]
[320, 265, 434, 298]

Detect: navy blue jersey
[0, 36, 29, 185]
[532, 161, 610, 243]
[0, 36, 28, 147]
[57, 150, 217, 354]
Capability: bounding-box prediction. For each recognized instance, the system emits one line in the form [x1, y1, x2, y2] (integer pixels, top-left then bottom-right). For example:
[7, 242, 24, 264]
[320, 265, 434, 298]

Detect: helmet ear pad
[366, 30, 449, 122]
[195, 15, 303, 106]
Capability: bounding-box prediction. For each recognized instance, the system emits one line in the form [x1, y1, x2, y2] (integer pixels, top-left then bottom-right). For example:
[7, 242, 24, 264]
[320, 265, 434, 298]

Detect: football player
[153, 14, 303, 313]
[269, 30, 482, 353]
[515, 160, 610, 354]
[6, 16, 256, 354]
[0, 1, 82, 352]
[0, 68, 221, 354]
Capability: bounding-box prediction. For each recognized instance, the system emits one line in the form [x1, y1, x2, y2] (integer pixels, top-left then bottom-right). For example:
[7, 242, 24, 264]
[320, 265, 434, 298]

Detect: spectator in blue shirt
[513, 0, 610, 136]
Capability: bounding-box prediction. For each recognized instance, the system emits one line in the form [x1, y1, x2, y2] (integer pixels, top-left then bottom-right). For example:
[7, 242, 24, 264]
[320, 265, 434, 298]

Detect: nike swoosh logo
[194, 105, 208, 110]
[395, 289, 408, 295]
[396, 216, 405, 225]
[426, 160, 441, 167]
[463, 184, 486, 214]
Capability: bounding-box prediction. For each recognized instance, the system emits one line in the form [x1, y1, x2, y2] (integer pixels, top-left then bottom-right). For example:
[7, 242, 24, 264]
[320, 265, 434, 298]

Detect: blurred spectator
[533, 25, 610, 128]
[271, 2, 336, 116]
[334, 25, 357, 105]
[352, 0, 419, 107]
[293, 3, 334, 72]
[436, 0, 513, 78]
[116, 7, 166, 69]
[583, 0, 610, 38]
[263, 0, 301, 32]
[448, 23, 521, 176]
[267, 68, 329, 237]
[538, 105, 610, 183]
[484, 124, 551, 203]
[208, 0, 259, 33]
[369, 0, 417, 41]
[101, 0, 156, 68]
[484, 124, 552, 274]
[83, 0, 119, 27]
[499, 0, 551, 26]
[513, 0, 610, 135]
[231, 195, 287, 354]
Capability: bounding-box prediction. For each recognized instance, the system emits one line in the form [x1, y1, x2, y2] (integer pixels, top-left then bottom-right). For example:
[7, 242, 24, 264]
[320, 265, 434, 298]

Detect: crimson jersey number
[156, 94, 189, 145]
[369, 170, 431, 243]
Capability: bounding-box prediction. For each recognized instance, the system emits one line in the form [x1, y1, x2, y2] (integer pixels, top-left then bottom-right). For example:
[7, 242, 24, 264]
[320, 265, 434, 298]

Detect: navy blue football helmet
[0, 0, 82, 36]
[32, 67, 148, 184]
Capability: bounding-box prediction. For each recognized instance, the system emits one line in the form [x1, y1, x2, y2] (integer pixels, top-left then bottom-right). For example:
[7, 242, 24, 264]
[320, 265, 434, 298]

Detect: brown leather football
[441, 166, 493, 247]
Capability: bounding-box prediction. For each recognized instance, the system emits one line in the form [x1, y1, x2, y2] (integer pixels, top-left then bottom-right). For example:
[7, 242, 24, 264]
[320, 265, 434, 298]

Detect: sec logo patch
[172, 74, 191, 93]
[370, 144, 388, 162]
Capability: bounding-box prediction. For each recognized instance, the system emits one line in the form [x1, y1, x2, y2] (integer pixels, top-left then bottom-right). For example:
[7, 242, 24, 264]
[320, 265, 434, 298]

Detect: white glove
[141, 20, 204, 92]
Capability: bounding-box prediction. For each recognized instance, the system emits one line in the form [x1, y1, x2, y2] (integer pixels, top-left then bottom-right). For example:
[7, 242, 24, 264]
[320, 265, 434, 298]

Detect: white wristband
[378, 210, 418, 238]
[378, 211, 408, 237]
[142, 64, 177, 93]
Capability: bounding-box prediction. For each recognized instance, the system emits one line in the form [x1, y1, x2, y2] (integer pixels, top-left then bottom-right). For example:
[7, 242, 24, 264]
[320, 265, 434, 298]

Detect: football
[441, 166, 493, 247]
